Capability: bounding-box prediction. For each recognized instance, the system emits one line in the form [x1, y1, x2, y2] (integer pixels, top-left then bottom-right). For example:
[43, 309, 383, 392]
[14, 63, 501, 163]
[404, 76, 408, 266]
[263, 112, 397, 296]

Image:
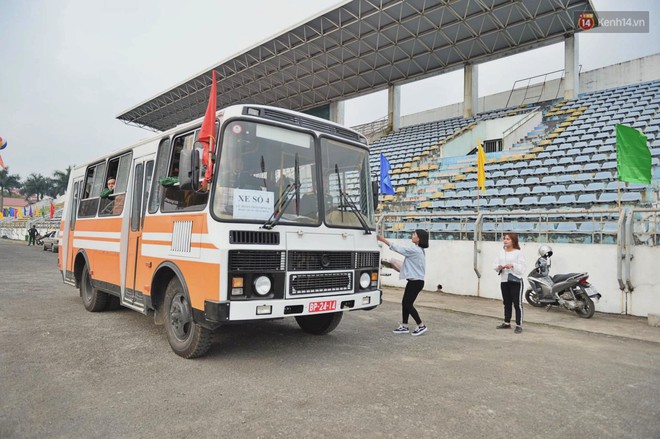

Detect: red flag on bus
[50, 201, 55, 219]
[200, 70, 218, 185]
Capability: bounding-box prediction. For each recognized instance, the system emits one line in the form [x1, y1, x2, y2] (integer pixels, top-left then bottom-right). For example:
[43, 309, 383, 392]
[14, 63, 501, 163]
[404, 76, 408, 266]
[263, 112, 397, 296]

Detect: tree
[50, 166, 72, 198]
[0, 168, 22, 212]
[21, 173, 50, 201]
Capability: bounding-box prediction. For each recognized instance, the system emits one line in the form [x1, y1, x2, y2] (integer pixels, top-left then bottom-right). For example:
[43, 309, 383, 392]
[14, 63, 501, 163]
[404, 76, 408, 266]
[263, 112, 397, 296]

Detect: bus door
[63, 177, 83, 286]
[124, 158, 154, 312]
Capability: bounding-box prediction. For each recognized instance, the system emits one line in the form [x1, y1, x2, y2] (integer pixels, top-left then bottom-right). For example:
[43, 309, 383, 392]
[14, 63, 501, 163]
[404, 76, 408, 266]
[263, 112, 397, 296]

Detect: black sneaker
[496, 323, 511, 329]
[392, 325, 410, 334]
[411, 325, 427, 336]
[514, 326, 523, 334]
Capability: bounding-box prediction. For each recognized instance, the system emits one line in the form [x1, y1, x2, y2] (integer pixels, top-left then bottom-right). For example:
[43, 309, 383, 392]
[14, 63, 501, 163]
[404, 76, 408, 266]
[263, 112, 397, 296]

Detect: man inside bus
[100, 177, 125, 215]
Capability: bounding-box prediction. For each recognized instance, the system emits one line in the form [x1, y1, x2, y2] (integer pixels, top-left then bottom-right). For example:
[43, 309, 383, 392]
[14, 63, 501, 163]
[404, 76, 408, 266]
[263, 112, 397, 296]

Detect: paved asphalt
[1, 239, 659, 439]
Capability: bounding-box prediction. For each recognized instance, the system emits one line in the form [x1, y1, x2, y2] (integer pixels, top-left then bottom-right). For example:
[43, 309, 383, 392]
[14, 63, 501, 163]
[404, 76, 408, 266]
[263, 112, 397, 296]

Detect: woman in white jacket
[493, 233, 526, 334]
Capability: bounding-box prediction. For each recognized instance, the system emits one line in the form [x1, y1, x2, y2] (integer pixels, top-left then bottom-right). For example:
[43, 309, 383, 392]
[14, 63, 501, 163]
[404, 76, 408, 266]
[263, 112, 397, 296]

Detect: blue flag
[380, 153, 395, 195]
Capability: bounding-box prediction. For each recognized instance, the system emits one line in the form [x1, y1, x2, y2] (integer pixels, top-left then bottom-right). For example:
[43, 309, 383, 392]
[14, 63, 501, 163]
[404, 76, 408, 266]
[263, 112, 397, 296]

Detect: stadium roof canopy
[117, 0, 596, 131]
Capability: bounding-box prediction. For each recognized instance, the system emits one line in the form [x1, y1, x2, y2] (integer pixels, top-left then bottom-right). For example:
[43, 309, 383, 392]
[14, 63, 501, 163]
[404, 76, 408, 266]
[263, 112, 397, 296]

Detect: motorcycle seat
[551, 273, 581, 283]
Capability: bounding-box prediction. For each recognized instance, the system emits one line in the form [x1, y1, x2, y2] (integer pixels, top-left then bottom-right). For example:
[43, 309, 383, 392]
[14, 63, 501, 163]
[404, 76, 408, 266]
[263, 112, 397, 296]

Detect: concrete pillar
[387, 84, 401, 131]
[564, 34, 580, 100]
[329, 101, 345, 125]
[463, 63, 478, 118]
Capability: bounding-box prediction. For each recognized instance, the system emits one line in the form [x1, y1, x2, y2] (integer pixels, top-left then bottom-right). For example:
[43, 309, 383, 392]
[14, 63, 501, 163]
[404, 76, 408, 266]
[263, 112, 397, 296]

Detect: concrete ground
[1, 238, 659, 439]
[381, 288, 660, 344]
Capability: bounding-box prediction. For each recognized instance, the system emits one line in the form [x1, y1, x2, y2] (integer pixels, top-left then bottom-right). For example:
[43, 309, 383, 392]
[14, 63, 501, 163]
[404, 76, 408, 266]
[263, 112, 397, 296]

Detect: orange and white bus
[59, 104, 382, 358]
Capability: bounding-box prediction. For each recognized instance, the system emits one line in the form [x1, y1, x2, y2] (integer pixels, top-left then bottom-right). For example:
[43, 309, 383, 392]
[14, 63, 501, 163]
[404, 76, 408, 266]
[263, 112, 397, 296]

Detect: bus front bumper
[197, 290, 382, 330]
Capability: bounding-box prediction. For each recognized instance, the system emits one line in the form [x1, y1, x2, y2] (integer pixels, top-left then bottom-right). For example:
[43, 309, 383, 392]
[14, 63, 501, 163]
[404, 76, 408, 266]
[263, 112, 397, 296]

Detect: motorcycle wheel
[574, 295, 595, 319]
[525, 289, 545, 308]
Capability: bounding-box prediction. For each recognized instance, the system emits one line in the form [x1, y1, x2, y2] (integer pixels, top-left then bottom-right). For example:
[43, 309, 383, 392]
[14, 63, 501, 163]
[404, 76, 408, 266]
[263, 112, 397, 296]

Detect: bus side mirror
[372, 180, 379, 209]
[178, 146, 200, 191]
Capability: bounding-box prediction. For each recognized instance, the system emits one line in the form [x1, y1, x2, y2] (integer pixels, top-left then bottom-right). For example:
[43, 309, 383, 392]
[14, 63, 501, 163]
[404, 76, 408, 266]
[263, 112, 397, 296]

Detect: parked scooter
[525, 245, 601, 318]
[35, 230, 56, 246]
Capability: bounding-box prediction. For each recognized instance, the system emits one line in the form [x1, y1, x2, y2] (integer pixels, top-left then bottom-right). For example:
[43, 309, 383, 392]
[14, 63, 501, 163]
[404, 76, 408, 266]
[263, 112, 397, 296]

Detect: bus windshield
[212, 120, 374, 229]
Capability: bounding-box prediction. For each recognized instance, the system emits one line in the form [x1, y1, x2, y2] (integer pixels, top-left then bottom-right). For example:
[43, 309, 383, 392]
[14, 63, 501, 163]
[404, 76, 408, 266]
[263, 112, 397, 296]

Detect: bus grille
[288, 251, 353, 271]
[355, 251, 379, 268]
[171, 221, 193, 253]
[229, 230, 279, 245]
[289, 272, 353, 295]
[229, 250, 285, 271]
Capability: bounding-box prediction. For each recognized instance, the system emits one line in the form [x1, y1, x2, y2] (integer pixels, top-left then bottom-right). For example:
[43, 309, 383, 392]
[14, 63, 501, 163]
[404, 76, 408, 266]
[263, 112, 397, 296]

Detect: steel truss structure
[117, 0, 596, 131]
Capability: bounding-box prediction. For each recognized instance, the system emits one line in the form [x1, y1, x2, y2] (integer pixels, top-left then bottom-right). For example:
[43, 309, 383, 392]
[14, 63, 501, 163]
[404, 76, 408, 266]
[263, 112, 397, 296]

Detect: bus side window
[142, 161, 154, 228]
[78, 161, 106, 218]
[99, 152, 132, 217]
[162, 131, 208, 212]
[149, 138, 171, 214]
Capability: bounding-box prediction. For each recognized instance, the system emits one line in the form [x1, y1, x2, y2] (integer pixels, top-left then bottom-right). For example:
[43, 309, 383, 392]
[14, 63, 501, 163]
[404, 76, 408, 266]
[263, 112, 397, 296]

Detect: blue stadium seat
[514, 186, 531, 196]
[566, 183, 586, 192]
[431, 223, 445, 231]
[595, 171, 614, 181]
[557, 194, 577, 205]
[510, 178, 525, 186]
[538, 195, 556, 206]
[586, 182, 605, 192]
[531, 185, 549, 195]
[547, 184, 564, 194]
[458, 199, 473, 208]
[541, 175, 558, 185]
[505, 197, 520, 207]
[499, 187, 515, 196]
[597, 192, 618, 204]
[556, 223, 578, 232]
[582, 163, 600, 172]
[526, 177, 541, 185]
[579, 222, 597, 232]
[521, 196, 538, 207]
[621, 192, 642, 203]
[576, 193, 597, 206]
[488, 198, 504, 208]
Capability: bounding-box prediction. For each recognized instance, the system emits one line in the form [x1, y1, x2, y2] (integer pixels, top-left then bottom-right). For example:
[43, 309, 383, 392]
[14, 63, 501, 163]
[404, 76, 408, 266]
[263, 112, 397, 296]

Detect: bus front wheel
[163, 278, 212, 359]
[80, 264, 108, 312]
[295, 312, 343, 335]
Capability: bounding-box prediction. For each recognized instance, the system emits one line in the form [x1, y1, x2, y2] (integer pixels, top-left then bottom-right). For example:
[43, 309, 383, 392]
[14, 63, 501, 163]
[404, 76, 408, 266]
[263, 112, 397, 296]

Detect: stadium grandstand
[5, 0, 656, 318]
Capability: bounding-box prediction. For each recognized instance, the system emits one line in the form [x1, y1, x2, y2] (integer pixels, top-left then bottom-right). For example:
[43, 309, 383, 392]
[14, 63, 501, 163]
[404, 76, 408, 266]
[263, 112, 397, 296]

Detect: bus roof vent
[229, 230, 280, 245]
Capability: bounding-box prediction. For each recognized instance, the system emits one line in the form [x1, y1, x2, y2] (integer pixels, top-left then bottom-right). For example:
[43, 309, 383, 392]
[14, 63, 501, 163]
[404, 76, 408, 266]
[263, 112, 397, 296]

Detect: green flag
[616, 124, 651, 184]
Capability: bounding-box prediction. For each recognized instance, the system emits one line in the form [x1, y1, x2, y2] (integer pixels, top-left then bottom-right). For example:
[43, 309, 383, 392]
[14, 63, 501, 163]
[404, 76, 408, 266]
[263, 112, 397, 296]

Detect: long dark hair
[505, 233, 520, 250]
[415, 229, 429, 249]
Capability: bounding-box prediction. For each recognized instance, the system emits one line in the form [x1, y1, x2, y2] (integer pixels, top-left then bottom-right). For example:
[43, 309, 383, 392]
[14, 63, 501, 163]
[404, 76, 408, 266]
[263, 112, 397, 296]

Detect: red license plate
[308, 300, 337, 313]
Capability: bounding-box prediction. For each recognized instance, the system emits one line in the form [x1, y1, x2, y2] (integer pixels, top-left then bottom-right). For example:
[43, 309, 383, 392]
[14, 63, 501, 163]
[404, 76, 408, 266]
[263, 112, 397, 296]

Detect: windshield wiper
[261, 182, 299, 230]
[334, 164, 372, 235]
[262, 155, 301, 230]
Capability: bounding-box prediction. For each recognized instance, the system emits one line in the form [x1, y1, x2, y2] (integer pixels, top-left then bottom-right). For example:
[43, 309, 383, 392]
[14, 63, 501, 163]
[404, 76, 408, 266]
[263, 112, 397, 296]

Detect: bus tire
[164, 278, 212, 359]
[295, 312, 343, 335]
[80, 264, 108, 312]
[106, 294, 122, 311]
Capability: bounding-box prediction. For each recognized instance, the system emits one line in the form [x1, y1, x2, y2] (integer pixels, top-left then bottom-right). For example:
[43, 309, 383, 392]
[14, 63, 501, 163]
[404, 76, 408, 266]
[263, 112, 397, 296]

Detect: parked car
[42, 232, 59, 253]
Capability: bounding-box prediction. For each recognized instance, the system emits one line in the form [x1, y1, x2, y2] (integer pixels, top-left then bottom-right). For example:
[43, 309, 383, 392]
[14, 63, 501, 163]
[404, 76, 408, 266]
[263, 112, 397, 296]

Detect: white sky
[1, 0, 658, 179]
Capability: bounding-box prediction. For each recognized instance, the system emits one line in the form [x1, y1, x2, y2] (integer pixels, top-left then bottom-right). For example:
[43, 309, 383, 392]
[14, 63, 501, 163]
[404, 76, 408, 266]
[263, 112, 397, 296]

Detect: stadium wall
[379, 239, 660, 318]
[401, 53, 660, 128]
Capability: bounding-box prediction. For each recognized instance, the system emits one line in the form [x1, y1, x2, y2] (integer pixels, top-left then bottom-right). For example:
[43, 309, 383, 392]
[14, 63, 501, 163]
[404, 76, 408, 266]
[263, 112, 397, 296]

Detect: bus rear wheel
[80, 264, 108, 312]
[295, 312, 343, 335]
[164, 278, 212, 359]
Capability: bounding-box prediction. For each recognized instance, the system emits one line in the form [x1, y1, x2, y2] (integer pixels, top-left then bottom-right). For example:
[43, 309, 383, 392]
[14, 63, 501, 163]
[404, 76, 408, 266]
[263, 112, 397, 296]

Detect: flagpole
[617, 179, 621, 214]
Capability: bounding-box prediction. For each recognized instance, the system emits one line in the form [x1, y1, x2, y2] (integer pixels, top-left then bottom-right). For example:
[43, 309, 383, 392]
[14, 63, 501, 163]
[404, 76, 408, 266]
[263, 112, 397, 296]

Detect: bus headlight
[254, 276, 272, 296]
[359, 272, 371, 289]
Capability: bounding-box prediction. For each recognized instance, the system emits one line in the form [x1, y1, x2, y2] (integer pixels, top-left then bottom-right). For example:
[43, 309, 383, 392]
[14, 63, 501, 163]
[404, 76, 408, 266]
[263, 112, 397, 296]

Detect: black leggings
[501, 280, 524, 326]
[402, 280, 424, 325]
